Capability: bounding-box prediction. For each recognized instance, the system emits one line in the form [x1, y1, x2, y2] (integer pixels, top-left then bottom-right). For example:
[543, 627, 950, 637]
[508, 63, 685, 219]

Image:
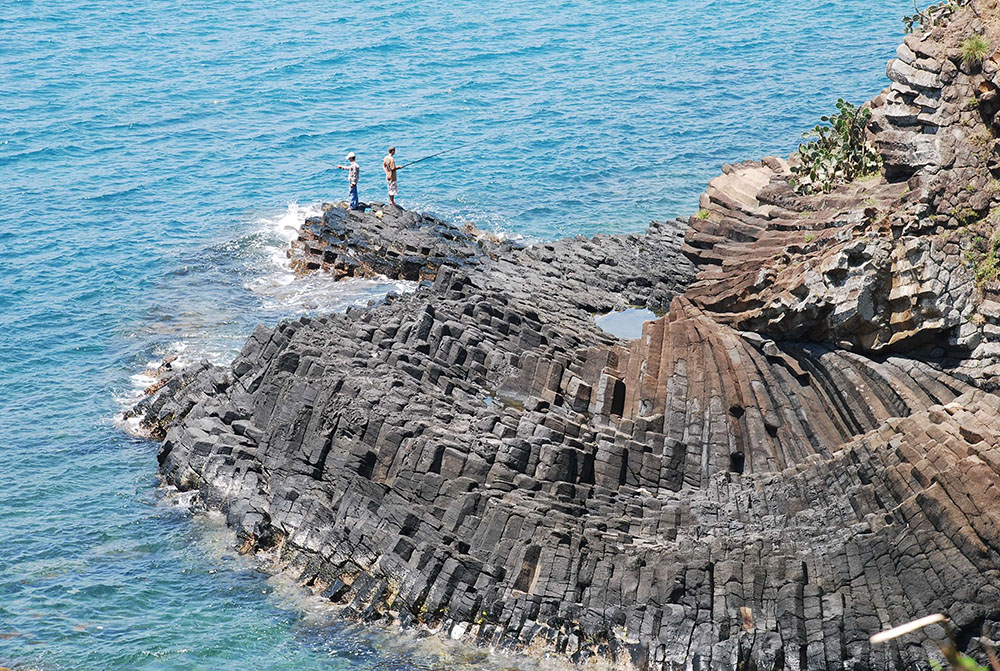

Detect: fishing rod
[321, 139, 485, 170]
[396, 139, 486, 169]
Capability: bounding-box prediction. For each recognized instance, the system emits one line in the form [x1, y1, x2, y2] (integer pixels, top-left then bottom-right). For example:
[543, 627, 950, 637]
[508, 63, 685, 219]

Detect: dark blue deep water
[3, 1, 910, 668]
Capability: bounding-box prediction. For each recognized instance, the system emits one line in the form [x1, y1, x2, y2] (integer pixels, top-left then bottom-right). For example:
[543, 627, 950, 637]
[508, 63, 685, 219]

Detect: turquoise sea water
[2, 1, 911, 668]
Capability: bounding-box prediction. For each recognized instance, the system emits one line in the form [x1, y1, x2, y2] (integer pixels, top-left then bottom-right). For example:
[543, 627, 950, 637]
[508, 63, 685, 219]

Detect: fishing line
[396, 138, 487, 169]
[323, 138, 486, 171]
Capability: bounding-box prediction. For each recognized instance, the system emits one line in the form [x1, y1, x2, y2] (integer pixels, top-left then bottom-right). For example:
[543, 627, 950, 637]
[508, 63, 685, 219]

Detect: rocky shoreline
[128, 4, 1000, 669]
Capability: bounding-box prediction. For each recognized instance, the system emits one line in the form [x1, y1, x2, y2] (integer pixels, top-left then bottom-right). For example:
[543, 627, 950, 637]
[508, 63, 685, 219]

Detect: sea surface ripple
[2, 1, 910, 668]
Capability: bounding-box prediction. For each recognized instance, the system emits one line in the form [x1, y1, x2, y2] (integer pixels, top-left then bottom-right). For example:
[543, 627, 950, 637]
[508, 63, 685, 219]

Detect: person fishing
[336, 152, 360, 209]
[376, 140, 483, 208]
[382, 146, 399, 207]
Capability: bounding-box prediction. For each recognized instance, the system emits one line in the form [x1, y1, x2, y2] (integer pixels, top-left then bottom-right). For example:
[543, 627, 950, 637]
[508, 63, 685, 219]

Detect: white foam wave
[116, 202, 416, 428]
[245, 201, 416, 315]
[247, 201, 320, 290]
[113, 340, 201, 433]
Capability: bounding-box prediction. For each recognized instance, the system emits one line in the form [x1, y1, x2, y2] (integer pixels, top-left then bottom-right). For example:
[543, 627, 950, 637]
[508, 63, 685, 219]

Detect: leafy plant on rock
[961, 34, 992, 69]
[903, 0, 969, 34]
[790, 99, 883, 195]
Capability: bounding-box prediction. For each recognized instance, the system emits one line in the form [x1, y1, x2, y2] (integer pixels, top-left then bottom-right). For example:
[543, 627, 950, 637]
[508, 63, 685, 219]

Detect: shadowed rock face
[129, 4, 1000, 670]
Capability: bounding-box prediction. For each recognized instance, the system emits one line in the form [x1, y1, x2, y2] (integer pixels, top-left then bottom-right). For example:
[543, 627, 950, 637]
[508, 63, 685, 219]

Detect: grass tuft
[961, 34, 991, 68]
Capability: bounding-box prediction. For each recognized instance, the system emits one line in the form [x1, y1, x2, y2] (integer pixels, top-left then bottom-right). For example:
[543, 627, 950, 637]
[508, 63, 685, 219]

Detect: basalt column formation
[129, 4, 1000, 669]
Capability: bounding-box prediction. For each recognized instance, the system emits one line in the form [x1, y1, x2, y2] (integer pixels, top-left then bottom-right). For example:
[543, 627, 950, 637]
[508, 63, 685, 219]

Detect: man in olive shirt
[383, 146, 400, 207]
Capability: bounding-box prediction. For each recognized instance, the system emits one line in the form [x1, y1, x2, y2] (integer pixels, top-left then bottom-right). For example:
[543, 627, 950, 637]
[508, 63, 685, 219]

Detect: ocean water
[1, 1, 911, 668]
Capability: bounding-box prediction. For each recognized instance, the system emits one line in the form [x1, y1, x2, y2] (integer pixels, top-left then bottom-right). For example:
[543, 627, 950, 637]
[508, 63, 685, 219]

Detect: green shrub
[964, 228, 1000, 288]
[790, 99, 883, 195]
[805, 233, 816, 243]
[696, 209, 710, 220]
[961, 34, 992, 68]
[954, 207, 981, 225]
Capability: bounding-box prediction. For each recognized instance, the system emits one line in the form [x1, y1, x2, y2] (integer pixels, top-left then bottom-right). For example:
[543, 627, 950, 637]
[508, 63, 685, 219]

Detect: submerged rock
[130, 3, 1000, 669]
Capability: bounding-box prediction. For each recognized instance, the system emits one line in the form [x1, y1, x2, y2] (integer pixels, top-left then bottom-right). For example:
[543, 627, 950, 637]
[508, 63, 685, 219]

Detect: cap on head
[347, 152, 356, 160]
[388, 146, 396, 154]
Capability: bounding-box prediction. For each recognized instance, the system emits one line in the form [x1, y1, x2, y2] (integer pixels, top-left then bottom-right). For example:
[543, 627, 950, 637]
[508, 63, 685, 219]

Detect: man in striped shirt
[337, 152, 360, 209]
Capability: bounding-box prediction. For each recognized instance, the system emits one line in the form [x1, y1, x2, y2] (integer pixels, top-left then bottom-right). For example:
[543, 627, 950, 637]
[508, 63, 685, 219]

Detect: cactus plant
[790, 99, 882, 195]
[903, 0, 969, 34]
